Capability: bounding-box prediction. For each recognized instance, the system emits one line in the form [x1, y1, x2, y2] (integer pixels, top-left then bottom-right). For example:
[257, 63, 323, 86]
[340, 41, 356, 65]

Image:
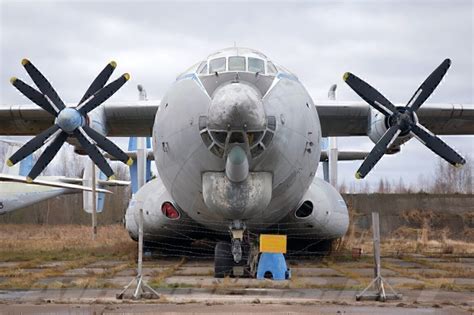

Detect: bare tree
[432, 153, 473, 194]
[395, 177, 406, 193]
[377, 178, 385, 193]
[338, 180, 347, 194]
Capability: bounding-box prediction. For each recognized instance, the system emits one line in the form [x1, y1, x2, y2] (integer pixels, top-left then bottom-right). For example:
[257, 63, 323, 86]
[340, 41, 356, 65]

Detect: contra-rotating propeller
[7, 59, 133, 181]
[343, 58, 465, 179]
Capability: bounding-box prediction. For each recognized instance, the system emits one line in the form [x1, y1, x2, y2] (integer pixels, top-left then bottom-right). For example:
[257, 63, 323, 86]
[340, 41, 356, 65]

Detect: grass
[148, 257, 187, 288]
[0, 224, 136, 289]
[0, 223, 473, 293]
[0, 224, 136, 262]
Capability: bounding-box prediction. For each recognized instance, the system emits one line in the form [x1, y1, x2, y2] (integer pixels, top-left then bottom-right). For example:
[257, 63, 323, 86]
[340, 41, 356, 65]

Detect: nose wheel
[231, 239, 242, 263]
[214, 220, 257, 278]
[229, 220, 245, 263]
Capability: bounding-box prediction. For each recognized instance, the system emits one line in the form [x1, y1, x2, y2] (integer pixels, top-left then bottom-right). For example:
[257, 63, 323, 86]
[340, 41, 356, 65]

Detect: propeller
[7, 59, 133, 181]
[343, 58, 465, 179]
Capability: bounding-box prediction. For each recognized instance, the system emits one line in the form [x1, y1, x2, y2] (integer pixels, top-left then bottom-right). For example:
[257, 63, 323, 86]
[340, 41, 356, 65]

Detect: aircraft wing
[0, 174, 112, 193]
[105, 150, 155, 161]
[60, 177, 130, 186]
[0, 101, 472, 137]
[316, 101, 474, 137]
[0, 101, 159, 137]
[319, 150, 368, 161]
[107, 149, 368, 162]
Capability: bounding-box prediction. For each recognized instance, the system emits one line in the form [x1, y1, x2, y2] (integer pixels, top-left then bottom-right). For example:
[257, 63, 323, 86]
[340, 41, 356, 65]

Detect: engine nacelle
[286, 177, 349, 238]
[367, 108, 411, 154]
[125, 176, 182, 241]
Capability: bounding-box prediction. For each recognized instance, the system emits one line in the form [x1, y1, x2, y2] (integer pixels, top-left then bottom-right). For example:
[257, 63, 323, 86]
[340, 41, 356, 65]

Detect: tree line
[339, 154, 473, 194]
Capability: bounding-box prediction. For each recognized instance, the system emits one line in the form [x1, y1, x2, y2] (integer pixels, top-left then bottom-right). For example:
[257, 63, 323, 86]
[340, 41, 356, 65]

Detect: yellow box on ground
[259, 234, 287, 253]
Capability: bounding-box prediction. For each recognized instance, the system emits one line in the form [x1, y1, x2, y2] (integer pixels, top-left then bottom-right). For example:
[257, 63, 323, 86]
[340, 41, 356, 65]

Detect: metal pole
[116, 201, 158, 299]
[372, 212, 381, 290]
[137, 84, 147, 190]
[356, 212, 401, 301]
[91, 160, 97, 240]
[329, 137, 338, 187]
[137, 138, 146, 189]
[322, 161, 329, 183]
[138, 208, 144, 278]
[327, 84, 338, 188]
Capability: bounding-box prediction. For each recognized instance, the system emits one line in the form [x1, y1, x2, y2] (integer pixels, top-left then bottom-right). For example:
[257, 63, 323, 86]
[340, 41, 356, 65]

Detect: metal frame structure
[117, 208, 159, 300]
[356, 212, 402, 302]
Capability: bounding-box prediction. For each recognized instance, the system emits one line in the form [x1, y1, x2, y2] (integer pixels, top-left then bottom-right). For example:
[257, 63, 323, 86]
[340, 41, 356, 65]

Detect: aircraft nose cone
[208, 83, 265, 130]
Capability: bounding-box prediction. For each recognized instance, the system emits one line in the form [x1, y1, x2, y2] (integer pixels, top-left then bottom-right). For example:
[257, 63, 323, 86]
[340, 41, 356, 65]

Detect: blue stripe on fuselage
[276, 72, 298, 82]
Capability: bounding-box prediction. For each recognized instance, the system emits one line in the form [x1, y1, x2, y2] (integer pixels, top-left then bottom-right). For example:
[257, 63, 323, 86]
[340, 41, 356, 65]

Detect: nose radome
[207, 83, 266, 130]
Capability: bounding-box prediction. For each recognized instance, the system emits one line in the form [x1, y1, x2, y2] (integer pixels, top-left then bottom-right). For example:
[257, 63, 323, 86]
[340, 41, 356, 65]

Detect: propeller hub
[56, 107, 83, 133]
[388, 107, 415, 135]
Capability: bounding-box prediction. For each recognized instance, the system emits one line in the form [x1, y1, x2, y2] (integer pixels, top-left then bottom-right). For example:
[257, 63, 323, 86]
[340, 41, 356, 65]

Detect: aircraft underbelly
[0, 183, 65, 214]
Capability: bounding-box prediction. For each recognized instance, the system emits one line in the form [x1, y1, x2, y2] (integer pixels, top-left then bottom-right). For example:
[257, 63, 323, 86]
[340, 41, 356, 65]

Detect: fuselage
[152, 47, 321, 229]
[0, 182, 68, 214]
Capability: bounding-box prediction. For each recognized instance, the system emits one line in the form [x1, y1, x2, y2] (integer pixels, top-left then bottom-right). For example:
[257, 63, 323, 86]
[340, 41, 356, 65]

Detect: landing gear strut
[229, 220, 245, 263]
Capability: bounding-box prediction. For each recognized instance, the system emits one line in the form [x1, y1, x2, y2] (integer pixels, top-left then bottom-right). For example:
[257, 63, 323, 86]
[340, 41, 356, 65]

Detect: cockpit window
[209, 57, 226, 73]
[248, 57, 265, 74]
[228, 56, 246, 71]
[199, 63, 208, 74]
[267, 61, 277, 74]
[197, 61, 207, 74]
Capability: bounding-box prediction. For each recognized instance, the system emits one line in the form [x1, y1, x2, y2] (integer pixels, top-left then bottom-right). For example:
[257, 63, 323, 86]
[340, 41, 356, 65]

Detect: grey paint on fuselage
[152, 49, 327, 230]
[0, 182, 68, 214]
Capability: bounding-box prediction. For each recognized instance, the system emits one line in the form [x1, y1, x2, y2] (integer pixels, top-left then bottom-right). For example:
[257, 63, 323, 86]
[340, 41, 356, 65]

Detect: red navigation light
[161, 202, 180, 219]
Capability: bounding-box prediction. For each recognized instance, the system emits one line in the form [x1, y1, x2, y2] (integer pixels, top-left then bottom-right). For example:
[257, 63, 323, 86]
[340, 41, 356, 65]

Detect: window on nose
[248, 57, 265, 74]
[228, 56, 246, 71]
[209, 57, 226, 73]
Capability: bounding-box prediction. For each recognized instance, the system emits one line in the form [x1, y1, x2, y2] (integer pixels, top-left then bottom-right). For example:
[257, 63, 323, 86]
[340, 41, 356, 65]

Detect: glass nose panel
[209, 57, 226, 73]
[248, 57, 265, 73]
[228, 56, 246, 71]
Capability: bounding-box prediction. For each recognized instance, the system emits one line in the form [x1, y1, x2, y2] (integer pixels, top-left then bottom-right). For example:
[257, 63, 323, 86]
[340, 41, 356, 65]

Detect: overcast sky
[0, 0, 472, 189]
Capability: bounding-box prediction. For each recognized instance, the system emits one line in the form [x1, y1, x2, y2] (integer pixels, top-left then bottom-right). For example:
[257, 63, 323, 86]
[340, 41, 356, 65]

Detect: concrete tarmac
[0, 256, 472, 314]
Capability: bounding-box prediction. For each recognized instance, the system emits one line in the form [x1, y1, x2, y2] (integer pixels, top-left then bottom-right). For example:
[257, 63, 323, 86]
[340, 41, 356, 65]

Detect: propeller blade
[78, 73, 130, 115]
[406, 59, 451, 112]
[356, 125, 401, 179]
[10, 78, 58, 116]
[82, 125, 133, 165]
[343, 72, 397, 117]
[73, 128, 114, 178]
[27, 131, 68, 180]
[7, 125, 60, 166]
[410, 123, 465, 167]
[21, 59, 65, 111]
[79, 61, 117, 105]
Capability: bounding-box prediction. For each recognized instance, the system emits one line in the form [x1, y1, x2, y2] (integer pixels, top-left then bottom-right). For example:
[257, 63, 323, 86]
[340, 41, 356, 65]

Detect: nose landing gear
[229, 220, 245, 263]
[214, 220, 258, 278]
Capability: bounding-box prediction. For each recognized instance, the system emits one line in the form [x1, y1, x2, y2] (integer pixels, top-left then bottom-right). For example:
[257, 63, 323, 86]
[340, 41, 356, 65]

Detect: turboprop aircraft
[0, 47, 472, 277]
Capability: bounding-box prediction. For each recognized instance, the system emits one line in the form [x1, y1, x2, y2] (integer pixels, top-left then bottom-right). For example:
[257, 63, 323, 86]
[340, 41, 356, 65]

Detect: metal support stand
[117, 209, 159, 300]
[356, 212, 401, 302]
[91, 161, 97, 240]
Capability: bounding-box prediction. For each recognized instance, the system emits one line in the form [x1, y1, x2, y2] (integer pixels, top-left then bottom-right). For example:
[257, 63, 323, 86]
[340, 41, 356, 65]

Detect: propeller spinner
[343, 58, 465, 179]
[7, 59, 133, 181]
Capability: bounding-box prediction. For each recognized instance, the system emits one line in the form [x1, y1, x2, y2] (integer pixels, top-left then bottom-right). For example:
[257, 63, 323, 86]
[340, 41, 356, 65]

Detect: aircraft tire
[214, 241, 234, 278]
